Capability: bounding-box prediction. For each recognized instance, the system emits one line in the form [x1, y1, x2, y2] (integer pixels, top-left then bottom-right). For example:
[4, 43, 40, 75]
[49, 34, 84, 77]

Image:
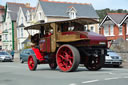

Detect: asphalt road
[0, 62, 128, 85]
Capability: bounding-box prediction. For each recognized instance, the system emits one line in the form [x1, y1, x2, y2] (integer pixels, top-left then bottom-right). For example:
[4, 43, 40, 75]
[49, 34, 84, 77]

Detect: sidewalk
[14, 52, 20, 62]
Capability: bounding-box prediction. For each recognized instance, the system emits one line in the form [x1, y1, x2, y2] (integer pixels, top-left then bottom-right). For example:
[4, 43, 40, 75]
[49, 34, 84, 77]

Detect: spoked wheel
[49, 54, 57, 70]
[56, 45, 80, 72]
[85, 55, 105, 71]
[28, 56, 37, 71]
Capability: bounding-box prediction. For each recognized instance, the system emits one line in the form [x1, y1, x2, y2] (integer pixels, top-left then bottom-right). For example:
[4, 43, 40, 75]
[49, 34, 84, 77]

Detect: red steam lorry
[24, 18, 108, 72]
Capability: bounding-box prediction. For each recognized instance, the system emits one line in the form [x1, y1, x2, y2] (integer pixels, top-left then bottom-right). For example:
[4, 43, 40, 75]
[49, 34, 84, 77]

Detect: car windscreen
[0, 52, 9, 55]
[28, 50, 35, 54]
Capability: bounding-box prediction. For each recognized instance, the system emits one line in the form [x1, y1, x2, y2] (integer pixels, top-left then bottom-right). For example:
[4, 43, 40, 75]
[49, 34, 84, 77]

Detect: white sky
[0, 0, 128, 10]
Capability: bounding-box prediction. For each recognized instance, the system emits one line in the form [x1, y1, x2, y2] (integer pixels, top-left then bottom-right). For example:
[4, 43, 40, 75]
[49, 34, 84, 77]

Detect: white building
[17, 6, 38, 51]
[2, 2, 27, 51]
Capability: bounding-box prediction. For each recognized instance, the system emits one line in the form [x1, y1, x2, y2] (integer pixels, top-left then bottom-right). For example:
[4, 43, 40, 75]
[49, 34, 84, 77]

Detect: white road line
[69, 83, 77, 85]
[82, 80, 99, 84]
[104, 77, 121, 80]
[108, 72, 114, 75]
[124, 76, 128, 79]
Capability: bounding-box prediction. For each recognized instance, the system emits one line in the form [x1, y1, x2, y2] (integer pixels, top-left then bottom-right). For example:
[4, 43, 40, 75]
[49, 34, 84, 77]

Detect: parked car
[0, 51, 13, 62]
[105, 49, 122, 67]
[20, 49, 35, 63]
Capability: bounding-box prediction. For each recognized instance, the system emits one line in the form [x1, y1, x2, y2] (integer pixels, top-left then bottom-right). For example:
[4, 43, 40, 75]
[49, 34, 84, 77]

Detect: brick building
[99, 13, 128, 46]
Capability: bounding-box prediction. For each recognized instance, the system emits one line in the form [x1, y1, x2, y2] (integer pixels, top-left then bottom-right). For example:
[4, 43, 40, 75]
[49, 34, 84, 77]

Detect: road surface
[0, 62, 128, 85]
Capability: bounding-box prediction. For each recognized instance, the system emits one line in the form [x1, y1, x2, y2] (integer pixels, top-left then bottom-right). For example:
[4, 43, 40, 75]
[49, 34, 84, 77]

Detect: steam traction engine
[25, 18, 107, 72]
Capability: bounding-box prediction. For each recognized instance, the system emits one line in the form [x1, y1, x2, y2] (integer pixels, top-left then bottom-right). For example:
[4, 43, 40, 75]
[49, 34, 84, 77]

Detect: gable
[100, 13, 127, 27]
[67, 6, 77, 13]
[6, 2, 26, 21]
[17, 7, 26, 26]
[5, 11, 11, 23]
[35, 2, 46, 21]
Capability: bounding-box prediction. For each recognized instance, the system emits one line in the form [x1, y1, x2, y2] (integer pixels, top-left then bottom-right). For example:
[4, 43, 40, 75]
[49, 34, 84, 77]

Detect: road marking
[108, 72, 114, 75]
[104, 77, 121, 80]
[69, 83, 77, 85]
[82, 80, 99, 84]
[124, 76, 128, 79]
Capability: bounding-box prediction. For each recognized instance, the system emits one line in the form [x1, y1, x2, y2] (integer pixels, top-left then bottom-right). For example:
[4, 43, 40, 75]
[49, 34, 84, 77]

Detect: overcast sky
[0, 0, 128, 10]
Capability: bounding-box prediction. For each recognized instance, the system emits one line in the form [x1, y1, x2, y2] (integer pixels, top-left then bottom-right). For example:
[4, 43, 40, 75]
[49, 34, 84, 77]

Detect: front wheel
[28, 56, 37, 71]
[56, 45, 80, 72]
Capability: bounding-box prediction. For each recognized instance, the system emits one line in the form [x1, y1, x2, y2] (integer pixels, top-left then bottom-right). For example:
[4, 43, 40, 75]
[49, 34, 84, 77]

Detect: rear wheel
[56, 45, 80, 72]
[28, 56, 37, 71]
[85, 55, 104, 71]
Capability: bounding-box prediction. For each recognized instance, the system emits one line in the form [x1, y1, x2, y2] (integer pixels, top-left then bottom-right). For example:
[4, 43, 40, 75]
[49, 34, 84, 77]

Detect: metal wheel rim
[87, 56, 100, 70]
[57, 46, 73, 71]
[28, 56, 35, 70]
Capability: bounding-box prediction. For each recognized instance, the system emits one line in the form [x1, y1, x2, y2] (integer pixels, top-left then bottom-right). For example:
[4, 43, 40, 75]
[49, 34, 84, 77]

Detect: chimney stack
[26, 3, 30, 7]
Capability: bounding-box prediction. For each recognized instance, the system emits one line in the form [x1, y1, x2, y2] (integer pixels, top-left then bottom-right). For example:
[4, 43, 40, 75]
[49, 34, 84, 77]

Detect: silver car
[0, 51, 13, 62]
[105, 49, 122, 67]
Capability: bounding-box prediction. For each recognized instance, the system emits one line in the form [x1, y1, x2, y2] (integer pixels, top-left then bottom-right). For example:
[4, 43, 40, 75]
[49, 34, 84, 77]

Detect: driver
[31, 33, 40, 46]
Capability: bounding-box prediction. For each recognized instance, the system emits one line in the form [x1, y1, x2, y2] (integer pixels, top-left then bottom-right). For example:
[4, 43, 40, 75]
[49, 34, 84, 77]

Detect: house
[0, 5, 4, 50]
[34, 0, 99, 33]
[17, 6, 39, 50]
[99, 13, 128, 46]
[2, 2, 31, 51]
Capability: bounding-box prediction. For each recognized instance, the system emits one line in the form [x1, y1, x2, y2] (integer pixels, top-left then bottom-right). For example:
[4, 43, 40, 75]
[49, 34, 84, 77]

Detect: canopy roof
[24, 18, 99, 30]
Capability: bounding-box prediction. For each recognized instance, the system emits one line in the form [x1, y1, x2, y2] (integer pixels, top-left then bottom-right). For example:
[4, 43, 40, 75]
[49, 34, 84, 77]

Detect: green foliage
[24, 44, 31, 49]
[96, 8, 128, 22]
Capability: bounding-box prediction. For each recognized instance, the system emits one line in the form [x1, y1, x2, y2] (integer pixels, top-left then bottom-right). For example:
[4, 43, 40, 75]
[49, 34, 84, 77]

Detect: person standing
[11, 50, 14, 60]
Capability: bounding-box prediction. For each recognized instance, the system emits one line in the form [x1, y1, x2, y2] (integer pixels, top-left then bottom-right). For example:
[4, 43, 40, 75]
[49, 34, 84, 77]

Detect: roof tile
[108, 13, 127, 24]
[39, 0, 99, 18]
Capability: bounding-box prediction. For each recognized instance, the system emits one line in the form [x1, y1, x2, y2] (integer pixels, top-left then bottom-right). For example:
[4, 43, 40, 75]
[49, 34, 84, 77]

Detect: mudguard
[32, 48, 45, 61]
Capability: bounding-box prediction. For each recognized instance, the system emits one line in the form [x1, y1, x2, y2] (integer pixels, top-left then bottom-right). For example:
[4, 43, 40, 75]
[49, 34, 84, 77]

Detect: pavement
[13, 52, 20, 62]
[121, 61, 128, 68]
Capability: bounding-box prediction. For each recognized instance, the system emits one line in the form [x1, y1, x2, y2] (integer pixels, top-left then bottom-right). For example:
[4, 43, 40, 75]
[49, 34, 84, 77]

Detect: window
[21, 17, 23, 23]
[17, 28, 20, 38]
[38, 12, 42, 20]
[0, 46, 2, 50]
[21, 28, 23, 37]
[110, 25, 114, 36]
[104, 25, 109, 36]
[119, 26, 122, 35]
[84, 25, 87, 31]
[90, 26, 95, 32]
[0, 35, 1, 41]
[69, 11, 76, 19]
[5, 34, 8, 40]
[68, 26, 74, 31]
[27, 13, 30, 22]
